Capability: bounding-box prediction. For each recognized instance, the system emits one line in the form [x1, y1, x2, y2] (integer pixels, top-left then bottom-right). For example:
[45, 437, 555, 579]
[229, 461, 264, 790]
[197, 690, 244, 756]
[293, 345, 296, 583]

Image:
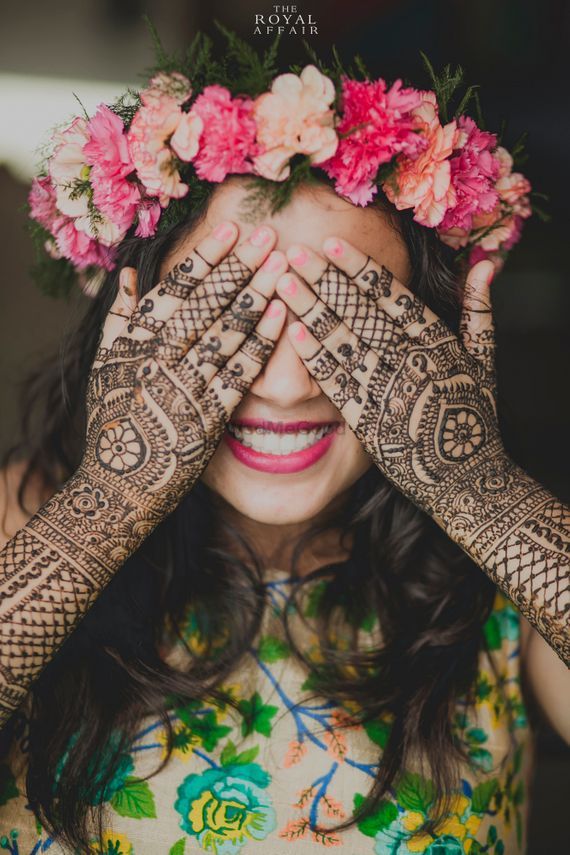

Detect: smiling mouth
[226, 420, 339, 455]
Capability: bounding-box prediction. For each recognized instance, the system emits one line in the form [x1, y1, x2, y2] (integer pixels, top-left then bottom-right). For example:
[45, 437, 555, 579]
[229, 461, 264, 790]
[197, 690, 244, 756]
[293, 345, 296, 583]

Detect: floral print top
[0, 568, 533, 855]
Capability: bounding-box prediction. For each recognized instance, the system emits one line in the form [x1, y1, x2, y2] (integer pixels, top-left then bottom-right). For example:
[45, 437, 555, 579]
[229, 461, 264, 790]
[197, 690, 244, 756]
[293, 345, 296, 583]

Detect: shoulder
[0, 458, 55, 545]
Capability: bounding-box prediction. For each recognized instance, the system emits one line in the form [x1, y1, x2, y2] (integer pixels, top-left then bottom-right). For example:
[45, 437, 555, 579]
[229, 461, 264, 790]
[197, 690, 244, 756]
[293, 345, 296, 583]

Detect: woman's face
[160, 178, 411, 526]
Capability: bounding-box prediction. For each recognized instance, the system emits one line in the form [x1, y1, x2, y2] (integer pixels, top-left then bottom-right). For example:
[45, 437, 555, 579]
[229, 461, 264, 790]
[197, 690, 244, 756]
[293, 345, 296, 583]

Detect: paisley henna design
[283, 245, 570, 666]
[0, 235, 283, 726]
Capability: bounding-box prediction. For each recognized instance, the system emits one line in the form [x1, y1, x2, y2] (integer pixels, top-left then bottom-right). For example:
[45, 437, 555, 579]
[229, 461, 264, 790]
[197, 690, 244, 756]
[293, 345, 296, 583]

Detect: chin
[200, 428, 372, 526]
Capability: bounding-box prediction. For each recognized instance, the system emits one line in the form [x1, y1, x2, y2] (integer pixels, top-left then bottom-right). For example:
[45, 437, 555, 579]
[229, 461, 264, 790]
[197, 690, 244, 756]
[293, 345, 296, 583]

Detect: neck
[209, 491, 353, 577]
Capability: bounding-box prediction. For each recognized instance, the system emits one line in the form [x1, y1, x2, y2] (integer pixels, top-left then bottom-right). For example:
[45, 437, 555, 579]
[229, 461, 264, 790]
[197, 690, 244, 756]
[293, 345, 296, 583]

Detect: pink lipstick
[223, 419, 339, 474]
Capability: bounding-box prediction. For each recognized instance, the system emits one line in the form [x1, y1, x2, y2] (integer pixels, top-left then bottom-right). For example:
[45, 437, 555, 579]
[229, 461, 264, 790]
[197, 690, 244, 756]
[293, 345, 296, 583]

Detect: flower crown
[28, 26, 538, 298]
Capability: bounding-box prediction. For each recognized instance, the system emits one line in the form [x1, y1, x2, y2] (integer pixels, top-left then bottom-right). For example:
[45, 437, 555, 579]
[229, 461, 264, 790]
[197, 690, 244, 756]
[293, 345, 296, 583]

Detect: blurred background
[1, 1, 568, 850]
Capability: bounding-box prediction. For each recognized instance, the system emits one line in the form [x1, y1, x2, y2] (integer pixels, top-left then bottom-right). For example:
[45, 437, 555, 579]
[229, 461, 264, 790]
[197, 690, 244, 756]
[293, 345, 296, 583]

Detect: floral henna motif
[0, 251, 279, 727]
[301, 260, 570, 666]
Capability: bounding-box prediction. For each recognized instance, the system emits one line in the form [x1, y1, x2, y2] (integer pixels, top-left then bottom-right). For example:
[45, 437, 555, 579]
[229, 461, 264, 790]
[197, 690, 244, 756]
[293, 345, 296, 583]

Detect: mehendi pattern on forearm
[290, 257, 570, 666]
[0, 244, 280, 726]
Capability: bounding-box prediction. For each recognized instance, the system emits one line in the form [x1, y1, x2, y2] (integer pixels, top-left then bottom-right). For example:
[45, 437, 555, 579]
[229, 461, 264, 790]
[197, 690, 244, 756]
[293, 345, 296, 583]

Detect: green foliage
[110, 776, 156, 819]
[353, 792, 398, 836]
[394, 770, 435, 813]
[419, 51, 480, 124]
[237, 691, 279, 738]
[220, 739, 260, 766]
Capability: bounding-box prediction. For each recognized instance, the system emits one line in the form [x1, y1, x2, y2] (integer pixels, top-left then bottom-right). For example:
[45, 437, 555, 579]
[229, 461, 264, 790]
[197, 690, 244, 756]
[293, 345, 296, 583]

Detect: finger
[275, 272, 394, 397]
[124, 221, 239, 341]
[195, 298, 287, 433]
[286, 243, 406, 364]
[153, 226, 278, 365]
[321, 236, 441, 337]
[284, 319, 372, 430]
[93, 267, 139, 367]
[459, 260, 496, 376]
[180, 251, 288, 385]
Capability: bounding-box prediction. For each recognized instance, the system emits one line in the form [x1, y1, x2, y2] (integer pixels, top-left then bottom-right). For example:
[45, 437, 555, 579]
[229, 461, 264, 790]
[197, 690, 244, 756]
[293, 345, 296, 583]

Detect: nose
[248, 307, 322, 406]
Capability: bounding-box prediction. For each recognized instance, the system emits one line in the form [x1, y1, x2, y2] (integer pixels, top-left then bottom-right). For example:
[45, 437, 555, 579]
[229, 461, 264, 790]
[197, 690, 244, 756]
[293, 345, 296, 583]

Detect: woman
[0, 38, 569, 854]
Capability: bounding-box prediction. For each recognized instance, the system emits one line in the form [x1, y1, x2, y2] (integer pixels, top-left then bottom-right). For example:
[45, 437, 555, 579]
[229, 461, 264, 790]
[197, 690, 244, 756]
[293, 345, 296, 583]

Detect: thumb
[459, 259, 496, 377]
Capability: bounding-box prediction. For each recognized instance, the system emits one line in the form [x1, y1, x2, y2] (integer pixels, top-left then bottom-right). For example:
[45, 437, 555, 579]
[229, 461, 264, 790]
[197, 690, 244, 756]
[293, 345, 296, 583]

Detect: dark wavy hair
[1, 176, 500, 851]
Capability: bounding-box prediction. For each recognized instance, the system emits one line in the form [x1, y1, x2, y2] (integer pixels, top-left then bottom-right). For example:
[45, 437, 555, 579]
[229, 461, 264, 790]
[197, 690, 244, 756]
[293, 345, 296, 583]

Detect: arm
[521, 617, 570, 744]
[0, 463, 163, 728]
[277, 237, 570, 666]
[0, 222, 286, 729]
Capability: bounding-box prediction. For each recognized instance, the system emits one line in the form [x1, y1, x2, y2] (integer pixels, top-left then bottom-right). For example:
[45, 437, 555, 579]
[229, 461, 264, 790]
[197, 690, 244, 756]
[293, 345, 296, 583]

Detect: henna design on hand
[0, 230, 284, 725]
[283, 244, 570, 666]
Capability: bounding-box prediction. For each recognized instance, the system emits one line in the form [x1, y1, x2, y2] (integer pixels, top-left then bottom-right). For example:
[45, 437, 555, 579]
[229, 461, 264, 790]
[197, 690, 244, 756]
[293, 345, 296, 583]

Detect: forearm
[0, 465, 161, 727]
[436, 455, 570, 667]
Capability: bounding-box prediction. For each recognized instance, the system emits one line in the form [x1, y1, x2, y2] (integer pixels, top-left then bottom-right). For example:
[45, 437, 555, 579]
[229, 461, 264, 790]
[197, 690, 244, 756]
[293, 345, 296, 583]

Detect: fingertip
[288, 321, 306, 343]
[470, 259, 495, 289]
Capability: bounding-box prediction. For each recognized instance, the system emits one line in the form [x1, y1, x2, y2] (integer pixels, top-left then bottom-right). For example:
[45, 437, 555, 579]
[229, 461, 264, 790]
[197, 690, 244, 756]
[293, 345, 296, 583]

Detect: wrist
[26, 464, 162, 577]
[431, 451, 547, 553]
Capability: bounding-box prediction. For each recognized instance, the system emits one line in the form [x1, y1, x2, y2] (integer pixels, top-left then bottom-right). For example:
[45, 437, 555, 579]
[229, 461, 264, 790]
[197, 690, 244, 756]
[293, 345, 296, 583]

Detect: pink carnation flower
[54, 218, 116, 270]
[135, 199, 161, 238]
[383, 90, 459, 227]
[253, 65, 338, 181]
[84, 104, 140, 233]
[191, 85, 257, 182]
[29, 176, 59, 231]
[320, 77, 424, 206]
[438, 116, 500, 233]
[127, 73, 203, 205]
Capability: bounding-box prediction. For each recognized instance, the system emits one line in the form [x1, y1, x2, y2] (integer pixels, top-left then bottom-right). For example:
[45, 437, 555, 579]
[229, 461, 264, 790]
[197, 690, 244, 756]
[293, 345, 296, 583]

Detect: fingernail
[290, 322, 306, 342]
[262, 251, 286, 273]
[213, 222, 235, 241]
[266, 300, 283, 318]
[278, 275, 297, 296]
[288, 246, 309, 267]
[324, 237, 343, 257]
[250, 226, 272, 247]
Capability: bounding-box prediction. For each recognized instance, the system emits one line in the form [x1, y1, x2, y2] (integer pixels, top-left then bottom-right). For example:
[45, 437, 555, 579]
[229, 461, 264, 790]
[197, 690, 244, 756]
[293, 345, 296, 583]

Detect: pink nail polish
[279, 275, 297, 296]
[324, 238, 343, 257]
[289, 249, 309, 267]
[262, 252, 285, 273]
[293, 323, 306, 342]
[266, 301, 283, 318]
[213, 222, 235, 241]
[250, 226, 272, 247]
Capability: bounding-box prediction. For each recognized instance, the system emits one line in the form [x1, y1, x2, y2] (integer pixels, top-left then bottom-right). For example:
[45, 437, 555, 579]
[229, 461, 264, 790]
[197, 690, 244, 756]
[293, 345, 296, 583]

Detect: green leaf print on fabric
[258, 634, 291, 662]
[364, 717, 393, 750]
[353, 792, 398, 837]
[175, 706, 232, 752]
[174, 762, 276, 854]
[471, 779, 499, 813]
[237, 692, 278, 738]
[220, 740, 260, 767]
[110, 776, 157, 819]
[169, 838, 186, 855]
[396, 771, 436, 813]
[0, 763, 18, 806]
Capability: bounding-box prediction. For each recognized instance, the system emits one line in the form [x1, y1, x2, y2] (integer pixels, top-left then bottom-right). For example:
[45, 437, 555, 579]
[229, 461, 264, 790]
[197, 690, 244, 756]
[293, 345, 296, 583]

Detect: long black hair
[0, 178, 501, 851]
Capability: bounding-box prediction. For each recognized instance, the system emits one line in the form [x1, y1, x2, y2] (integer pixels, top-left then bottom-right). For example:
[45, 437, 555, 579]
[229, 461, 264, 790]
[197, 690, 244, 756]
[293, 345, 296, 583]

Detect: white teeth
[227, 424, 333, 454]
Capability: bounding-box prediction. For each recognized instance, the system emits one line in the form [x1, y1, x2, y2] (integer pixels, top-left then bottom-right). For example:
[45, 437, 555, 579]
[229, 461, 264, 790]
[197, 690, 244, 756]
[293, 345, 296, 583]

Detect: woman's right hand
[79, 222, 287, 523]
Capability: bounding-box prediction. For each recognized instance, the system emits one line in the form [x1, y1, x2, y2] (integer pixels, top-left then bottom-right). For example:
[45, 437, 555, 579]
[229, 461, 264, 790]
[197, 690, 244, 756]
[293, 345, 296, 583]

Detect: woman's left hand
[276, 236, 507, 535]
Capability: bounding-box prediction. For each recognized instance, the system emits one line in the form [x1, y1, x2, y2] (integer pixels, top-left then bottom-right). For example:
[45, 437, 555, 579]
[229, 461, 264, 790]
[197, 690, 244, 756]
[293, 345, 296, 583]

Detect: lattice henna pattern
[300, 262, 570, 667]
[0, 249, 281, 726]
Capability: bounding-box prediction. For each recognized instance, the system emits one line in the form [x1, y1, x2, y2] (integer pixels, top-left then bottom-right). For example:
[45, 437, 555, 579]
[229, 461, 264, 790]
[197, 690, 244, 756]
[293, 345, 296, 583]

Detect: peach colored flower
[384, 116, 459, 227]
[253, 65, 338, 181]
[127, 73, 203, 205]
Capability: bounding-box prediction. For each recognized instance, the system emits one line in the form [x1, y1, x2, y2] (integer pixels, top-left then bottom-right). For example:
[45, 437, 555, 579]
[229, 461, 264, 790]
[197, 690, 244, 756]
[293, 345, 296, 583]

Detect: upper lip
[229, 418, 339, 433]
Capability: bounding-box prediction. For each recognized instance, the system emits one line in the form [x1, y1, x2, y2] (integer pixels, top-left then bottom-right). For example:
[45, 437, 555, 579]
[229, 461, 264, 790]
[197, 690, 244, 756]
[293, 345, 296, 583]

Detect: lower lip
[223, 427, 337, 473]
